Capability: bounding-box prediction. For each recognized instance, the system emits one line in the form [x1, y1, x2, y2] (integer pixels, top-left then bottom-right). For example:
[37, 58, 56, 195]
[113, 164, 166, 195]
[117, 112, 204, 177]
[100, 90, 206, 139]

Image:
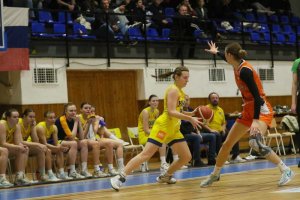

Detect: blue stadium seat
[282, 25, 294, 34]
[244, 12, 256, 22]
[72, 23, 96, 39]
[280, 15, 289, 24]
[146, 28, 160, 41]
[271, 24, 281, 33]
[38, 11, 54, 23]
[194, 29, 210, 43]
[273, 33, 285, 45]
[257, 13, 267, 23]
[269, 14, 279, 23]
[291, 16, 300, 25]
[250, 32, 261, 43]
[128, 27, 144, 41]
[285, 33, 296, 45]
[53, 23, 66, 37]
[57, 11, 73, 24]
[164, 7, 175, 17]
[255, 23, 269, 33]
[31, 22, 54, 38]
[261, 32, 271, 44]
[161, 28, 171, 41]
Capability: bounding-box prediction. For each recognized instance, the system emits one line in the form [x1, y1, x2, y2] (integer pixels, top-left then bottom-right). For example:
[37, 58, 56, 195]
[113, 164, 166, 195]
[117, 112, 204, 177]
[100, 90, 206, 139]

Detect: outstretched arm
[205, 41, 226, 62]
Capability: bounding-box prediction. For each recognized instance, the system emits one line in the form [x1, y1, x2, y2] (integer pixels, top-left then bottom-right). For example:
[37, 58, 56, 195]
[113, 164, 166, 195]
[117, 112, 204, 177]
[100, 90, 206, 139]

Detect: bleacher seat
[273, 33, 285, 45]
[291, 16, 300, 25]
[269, 14, 279, 23]
[57, 11, 73, 24]
[271, 24, 281, 33]
[53, 23, 66, 37]
[161, 28, 171, 41]
[146, 28, 160, 41]
[72, 23, 96, 39]
[285, 33, 297, 45]
[282, 25, 294, 34]
[250, 32, 261, 43]
[31, 22, 53, 38]
[164, 7, 176, 17]
[244, 12, 256, 22]
[38, 11, 54, 23]
[128, 27, 144, 41]
[280, 15, 289, 24]
[194, 29, 210, 43]
[257, 13, 267, 23]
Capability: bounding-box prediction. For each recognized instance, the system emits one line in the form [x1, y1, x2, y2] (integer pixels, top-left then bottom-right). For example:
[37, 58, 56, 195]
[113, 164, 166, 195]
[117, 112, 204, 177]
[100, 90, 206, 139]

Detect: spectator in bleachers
[171, 4, 199, 58]
[92, 0, 120, 40]
[177, 0, 197, 16]
[250, 0, 275, 15]
[194, 0, 226, 40]
[147, 0, 172, 35]
[0, 109, 32, 186]
[132, 0, 147, 25]
[56, 0, 80, 19]
[180, 95, 216, 166]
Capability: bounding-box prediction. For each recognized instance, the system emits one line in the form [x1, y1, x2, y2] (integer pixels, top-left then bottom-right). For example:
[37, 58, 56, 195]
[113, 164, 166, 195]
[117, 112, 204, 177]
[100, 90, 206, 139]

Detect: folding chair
[265, 118, 285, 155]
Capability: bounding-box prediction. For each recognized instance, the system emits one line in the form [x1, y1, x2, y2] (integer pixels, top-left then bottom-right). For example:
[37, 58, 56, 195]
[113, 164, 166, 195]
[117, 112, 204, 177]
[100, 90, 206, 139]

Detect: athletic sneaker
[156, 174, 176, 184]
[93, 170, 108, 178]
[278, 168, 295, 186]
[57, 172, 73, 180]
[231, 156, 246, 163]
[110, 174, 126, 191]
[200, 173, 220, 187]
[160, 163, 169, 174]
[140, 162, 147, 172]
[14, 174, 32, 186]
[69, 171, 85, 179]
[48, 173, 61, 182]
[180, 165, 188, 169]
[39, 174, 48, 182]
[224, 161, 230, 165]
[108, 168, 119, 176]
[81, 170, 93, 178]
[0, 177, 13, 188]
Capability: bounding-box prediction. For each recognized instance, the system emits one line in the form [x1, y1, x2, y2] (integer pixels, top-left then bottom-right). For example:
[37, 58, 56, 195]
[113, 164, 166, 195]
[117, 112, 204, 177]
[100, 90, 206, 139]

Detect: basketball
[195, 106, 214, 123]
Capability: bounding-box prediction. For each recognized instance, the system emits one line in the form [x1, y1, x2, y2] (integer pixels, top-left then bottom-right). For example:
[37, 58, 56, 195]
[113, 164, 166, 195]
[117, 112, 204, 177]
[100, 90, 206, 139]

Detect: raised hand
[205, 41, 219, 55]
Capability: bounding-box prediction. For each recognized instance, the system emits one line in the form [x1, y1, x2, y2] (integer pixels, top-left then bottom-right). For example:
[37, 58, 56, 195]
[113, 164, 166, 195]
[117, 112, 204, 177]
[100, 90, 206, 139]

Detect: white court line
[273, 187, 300, 193]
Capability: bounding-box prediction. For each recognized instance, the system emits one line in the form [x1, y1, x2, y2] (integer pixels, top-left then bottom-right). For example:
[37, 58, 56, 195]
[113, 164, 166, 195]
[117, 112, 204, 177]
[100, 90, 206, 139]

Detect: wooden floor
[27, 166, 299, 200]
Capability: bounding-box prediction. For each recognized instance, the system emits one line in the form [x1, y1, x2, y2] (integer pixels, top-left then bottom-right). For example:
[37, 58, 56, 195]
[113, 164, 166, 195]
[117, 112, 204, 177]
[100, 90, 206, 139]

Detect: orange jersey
[234, 60, 266, 103]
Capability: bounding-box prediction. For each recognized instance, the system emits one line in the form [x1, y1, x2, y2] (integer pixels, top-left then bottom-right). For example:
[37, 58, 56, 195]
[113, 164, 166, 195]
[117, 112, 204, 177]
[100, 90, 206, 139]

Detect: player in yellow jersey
[20, 109, 60, 182]
[80, 103, 125, 176]
[111, 66, 202, 191]
[0, 109, 31, 186]
[0, 147, 13, 188]
[36, 111, 75, 180]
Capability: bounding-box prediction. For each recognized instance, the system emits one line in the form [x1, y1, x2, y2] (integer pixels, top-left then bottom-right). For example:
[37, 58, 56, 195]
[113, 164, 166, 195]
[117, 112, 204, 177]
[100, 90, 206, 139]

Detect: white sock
[69, 165, 76, 173]
[59, 168, 65, 174]
[277, 160, 289, 172]
[94, 165, 100, 172]
[108, 164, 114, 171]
[109, 134, 118, 140]
[160, 156, 167, 164]
[212, 166, 222, 175]
[39, 168, 46, 176]
[173, 154, 179, 162]
[47, 169, 54, 175]
[16, 171, 24, 178]
[81, 162, 87, 172]
[117, 158, 124, 168]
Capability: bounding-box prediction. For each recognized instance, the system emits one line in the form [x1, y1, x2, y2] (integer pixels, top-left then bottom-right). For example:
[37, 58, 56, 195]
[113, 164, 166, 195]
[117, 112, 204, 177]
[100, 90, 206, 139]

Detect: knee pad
[249, 135, 272, 157]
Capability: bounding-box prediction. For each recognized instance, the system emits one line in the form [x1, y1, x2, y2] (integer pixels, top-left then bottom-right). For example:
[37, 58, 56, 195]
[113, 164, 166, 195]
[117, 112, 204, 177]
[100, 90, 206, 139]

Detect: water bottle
[99, 120, 106, 126]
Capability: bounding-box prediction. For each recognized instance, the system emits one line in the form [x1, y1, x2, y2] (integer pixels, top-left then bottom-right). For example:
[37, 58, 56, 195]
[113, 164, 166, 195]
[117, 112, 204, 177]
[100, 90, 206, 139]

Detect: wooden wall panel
[66, 70, 139, 138]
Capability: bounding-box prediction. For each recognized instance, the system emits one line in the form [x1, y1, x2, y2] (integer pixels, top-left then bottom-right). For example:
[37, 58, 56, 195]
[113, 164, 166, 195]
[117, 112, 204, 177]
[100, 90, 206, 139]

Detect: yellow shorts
[148, 122, 184, 147]
[138, 131, 148, 146]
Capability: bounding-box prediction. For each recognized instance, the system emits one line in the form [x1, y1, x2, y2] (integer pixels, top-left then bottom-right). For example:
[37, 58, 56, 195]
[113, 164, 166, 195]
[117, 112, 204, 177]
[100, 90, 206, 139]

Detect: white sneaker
[160, 163, 169, 174]
[245, 155, 256, 160]
[0, 177, 13, 188]
[39, 174, 48, 182]
[140, 162, 147, 172]
[156, 174, 176, 184]
[48, 173, 61, 182]
[108, 168, 119, 176]
[110, 174, 126, 191]
[57, 172, 73, 180]
[93, 170, 108, 178]
[14, 174, 32, 186]
[69, 171, 85, 179]
[180, 165, 188, 169]
[224, 161, 230, 165]
[278, 168, 295, 186]
[81, 170, 93, 178]
[231, 156, 246, 163]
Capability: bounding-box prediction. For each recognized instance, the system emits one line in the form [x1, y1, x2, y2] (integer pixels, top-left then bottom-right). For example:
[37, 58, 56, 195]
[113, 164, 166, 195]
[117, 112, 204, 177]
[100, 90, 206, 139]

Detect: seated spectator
[36, 111, 75, 180]
[180, 95, 216, 166]
[177, 0, 197, 16]
[57, 0, 80, 19]
[202, 92, 246, 163]
[0, 109, 31, 186]
[146, 0, 172, 35]
[92, 0, 121, 40]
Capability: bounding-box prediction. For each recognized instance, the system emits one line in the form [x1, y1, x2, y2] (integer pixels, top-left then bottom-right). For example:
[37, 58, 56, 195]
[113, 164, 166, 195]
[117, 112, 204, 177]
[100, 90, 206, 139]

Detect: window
[258, 68, 274, 81]
[33, 68, 58, 84]
[154, 68, 173, 83]
[209, 68, 225, 82]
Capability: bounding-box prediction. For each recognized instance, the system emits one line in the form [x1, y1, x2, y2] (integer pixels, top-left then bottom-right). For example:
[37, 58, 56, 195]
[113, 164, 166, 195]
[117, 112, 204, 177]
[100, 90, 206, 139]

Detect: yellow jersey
[207, 103, 226, 132]
[137, 106, 159, 145]
[0, 120, 16, 144]
[18, 118, 32, 141]
[37, 121, 55, 140]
